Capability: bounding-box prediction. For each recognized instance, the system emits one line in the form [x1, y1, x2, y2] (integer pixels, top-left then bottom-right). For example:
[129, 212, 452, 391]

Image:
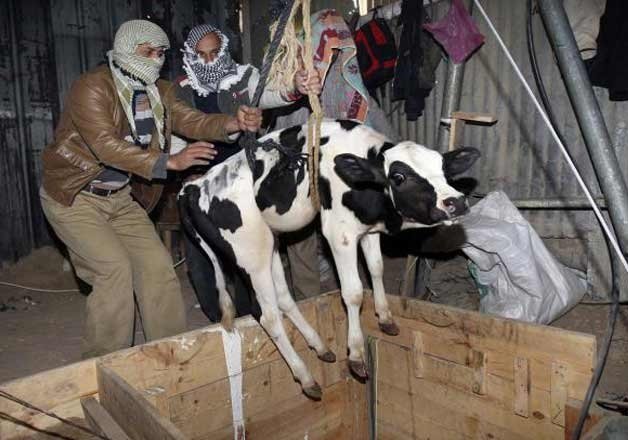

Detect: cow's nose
[443, 196, 468, 217]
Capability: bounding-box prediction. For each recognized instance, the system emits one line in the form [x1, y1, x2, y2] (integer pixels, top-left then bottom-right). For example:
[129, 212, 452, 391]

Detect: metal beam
[437, 0, 474, 151]
[537, 0, 628, 254]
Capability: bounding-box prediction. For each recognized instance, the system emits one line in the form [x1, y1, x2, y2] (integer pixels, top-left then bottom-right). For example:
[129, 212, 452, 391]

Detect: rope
[301, 0, 324, 210]
[241, 0, 299, 169]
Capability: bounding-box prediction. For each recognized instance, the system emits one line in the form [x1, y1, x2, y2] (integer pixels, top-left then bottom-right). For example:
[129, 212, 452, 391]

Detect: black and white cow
[179, 119, 479, 399]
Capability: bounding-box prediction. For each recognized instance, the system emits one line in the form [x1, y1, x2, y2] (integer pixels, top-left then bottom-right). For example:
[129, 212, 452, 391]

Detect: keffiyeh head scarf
[182, 24, 237, 97]
[107, 19, 170, 150]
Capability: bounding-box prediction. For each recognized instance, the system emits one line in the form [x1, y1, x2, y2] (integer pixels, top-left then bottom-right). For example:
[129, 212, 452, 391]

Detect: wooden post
[97, 363, 187, 440]
[81, 396, 131, 440]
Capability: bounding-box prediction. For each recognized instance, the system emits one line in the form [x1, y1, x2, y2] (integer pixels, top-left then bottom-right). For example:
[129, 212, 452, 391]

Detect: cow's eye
[391, 172, 405, 186]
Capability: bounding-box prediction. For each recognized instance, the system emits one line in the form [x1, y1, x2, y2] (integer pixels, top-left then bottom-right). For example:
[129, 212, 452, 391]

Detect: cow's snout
[443, 196, 468, 217]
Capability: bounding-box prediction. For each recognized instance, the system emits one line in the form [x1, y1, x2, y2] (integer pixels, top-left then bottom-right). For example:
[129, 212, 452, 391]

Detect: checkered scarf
[107, 20, 169, 150]
[182, 24, 237, 97]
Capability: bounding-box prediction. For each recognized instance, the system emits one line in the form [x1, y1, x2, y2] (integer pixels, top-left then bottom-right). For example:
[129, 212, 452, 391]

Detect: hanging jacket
[392, 0, 442, 121]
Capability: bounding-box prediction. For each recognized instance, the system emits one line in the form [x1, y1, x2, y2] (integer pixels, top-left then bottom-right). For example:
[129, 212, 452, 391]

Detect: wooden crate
[0, 292, 597, 439]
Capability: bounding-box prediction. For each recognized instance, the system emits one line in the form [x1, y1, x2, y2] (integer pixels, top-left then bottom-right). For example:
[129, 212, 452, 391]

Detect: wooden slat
[551, 362, 568, 427]
[0, 359, 97, 439]
[410, 376, 563, 439]
[448, 118, 466, 151]
[97, 363, 187, 440]
[514, 357, 531, 418]
[81, 396, 131, 440]
[452, 111, 498, 124]
[363, 295, 596, 372]
[470, 349, 487, 395]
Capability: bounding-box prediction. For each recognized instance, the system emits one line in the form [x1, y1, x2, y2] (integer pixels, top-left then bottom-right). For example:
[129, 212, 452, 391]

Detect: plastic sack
[460, 191, 587, 324]
[423, 0, 485, 64]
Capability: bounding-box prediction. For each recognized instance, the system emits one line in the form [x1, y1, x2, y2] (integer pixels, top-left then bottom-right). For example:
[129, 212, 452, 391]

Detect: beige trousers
[40, 187, 186, 358]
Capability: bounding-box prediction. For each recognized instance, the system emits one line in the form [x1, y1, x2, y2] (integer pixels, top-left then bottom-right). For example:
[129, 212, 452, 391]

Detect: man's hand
[225, 105, 262, 133]
[166, 141, 217, 171]
[295, 69, 322, 95]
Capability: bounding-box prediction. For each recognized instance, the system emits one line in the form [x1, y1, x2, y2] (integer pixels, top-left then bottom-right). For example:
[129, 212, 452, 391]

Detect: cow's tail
[178, 185, 236, 330]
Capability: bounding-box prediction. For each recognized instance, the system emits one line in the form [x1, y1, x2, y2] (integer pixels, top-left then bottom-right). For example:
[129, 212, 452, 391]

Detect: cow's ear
[442, 147, 481, 177]
[334, 154, 387, 188]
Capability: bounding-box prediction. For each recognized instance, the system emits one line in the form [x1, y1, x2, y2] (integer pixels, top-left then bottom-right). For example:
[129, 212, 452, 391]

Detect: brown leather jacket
[41, 65, 234, 211]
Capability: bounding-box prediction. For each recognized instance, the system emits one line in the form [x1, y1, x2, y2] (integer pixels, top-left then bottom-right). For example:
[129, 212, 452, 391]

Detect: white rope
[0, 281, 79, 293]
[473, 0, 628, 277]
[0, 259, 186, 293]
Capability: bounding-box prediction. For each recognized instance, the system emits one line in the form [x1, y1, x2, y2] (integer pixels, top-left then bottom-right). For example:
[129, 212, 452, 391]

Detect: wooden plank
[361, 295, 596, 380]
[514, 357, 531, 418]
[101, 329, 229, 397]
[405, 381, 530, 440]
[448, 117, 466, 151]
[0, 359, 97, 439]
[551, 362, 568, 427]
[80, 396, 131, 440]
[408, 375, 563, 440]
[365, 295, 596, 370]
[347, 375, 368, 439]
[452, 111, 498, 124]
[240, 381, 347, 440]
[97, 363, 187, 440]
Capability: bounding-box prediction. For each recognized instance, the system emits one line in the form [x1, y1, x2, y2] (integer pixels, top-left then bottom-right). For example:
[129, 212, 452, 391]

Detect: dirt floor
[1, 245, 627, 407]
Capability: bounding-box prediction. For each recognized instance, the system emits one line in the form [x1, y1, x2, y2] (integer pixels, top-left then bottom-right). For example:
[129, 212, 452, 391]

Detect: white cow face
[334, 143, 480, 226]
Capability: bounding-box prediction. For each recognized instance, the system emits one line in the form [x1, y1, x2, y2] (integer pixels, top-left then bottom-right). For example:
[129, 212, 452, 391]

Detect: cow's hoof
[379, 321, 400, 336]
[303, 382, 323, 400]
[318, 351, 337, 363]
[348, 360, 369, 380]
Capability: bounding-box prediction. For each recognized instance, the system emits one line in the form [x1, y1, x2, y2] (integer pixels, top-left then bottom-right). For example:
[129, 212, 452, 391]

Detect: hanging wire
[473, 0, 628, 278]
[477, 1, 623, 438]
[0, 389, 110, 440]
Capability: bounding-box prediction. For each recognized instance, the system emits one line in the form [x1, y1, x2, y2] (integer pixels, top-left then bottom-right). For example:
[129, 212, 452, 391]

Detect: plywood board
[97, 363, 187, 440]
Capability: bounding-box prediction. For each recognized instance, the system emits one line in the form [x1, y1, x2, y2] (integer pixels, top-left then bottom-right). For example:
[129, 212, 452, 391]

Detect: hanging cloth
[423, 0, 485, 64]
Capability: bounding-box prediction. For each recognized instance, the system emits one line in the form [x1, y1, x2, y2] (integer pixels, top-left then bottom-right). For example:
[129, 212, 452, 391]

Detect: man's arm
[68, 77, 161, 180]
[164, 82, 237, 141]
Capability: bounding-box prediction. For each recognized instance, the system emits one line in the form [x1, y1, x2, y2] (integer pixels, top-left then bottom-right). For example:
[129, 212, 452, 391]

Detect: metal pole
[8, 0, 35, 251]
[412, 0, 473, 298]
[536, 0, 628, 254]
[437, 0, 474, 151]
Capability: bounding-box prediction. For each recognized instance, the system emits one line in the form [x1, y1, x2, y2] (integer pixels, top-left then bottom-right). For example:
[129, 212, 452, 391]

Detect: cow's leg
[322, 224, 368, 379]
[271, 250, 336, 363]
[252, 268, 322, 399]
[197, 236, 236, 330]
[360, 233, 399, 336]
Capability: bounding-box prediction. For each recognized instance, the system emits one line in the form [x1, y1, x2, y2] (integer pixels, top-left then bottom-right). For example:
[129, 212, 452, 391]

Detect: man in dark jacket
[174, 24, 321, 323]
[39, 19, 262, 358]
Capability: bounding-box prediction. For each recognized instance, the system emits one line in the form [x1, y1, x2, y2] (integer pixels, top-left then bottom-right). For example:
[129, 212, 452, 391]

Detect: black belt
[83, 184, 126, 197]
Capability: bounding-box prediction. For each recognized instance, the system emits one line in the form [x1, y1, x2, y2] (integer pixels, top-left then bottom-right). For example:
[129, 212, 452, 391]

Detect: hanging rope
[241, 0, 300, 169]
[301, 0, 324, 210]
[241, 0, 324, 211]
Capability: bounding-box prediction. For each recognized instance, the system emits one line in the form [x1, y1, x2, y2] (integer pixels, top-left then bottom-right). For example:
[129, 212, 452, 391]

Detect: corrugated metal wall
[370, 0, 628, 241]
[0, 0, 236, 264]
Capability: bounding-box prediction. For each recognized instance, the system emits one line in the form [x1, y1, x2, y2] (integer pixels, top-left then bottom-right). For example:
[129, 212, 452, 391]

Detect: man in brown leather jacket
[39, 19, 262, 358]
